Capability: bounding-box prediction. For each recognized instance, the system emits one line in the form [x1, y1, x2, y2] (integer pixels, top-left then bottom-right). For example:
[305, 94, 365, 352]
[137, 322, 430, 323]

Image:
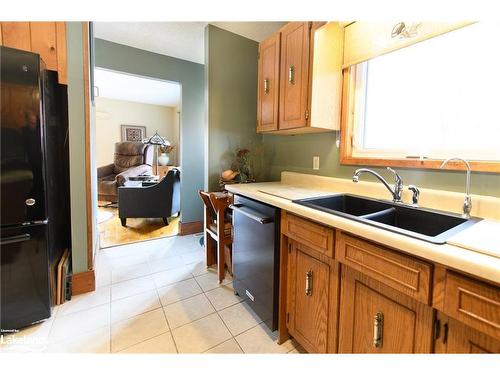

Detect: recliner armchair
[118, 169, 180, 226]
[98, 141, 154, 202]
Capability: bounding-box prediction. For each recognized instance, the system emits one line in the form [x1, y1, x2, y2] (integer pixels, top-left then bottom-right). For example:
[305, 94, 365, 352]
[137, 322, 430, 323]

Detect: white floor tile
[57, 285, 111, 317]
[0, 316, 55, 353]
[204, 338, 243, 354]
[181, 250, 204, 265]
[218, 302, 262, 336]
[111, 290, 161, 323]
[194, 271, 231, 292]
[205, 284, 241, 311]
[235, 322, 295, 354]
[157, 278, 203, 306]
[171, 313, 231, 353]
[118, 332, 177, 354]
[151, 265, 193, 289]
[148, 255, 184, 274]
[185, 260, 210, 276]
[111, 275, 156, 301]
[111, 262, 152, 284]
[111, 308, 169, 352]
[163, 294, 215, 329]
[44, 326, 110, 353]
[49, 304, 110, 343]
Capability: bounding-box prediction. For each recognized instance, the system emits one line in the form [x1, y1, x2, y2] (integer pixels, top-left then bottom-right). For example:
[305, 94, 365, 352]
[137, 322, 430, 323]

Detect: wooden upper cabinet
[287, 241, 330, 353]
[0, 22, 67, 84]
[30, 22, 58, 71]
[1, 22, 32, 50]
[257, 32, 280, 132]
[338, 267, 434, 353]
[279, 22, 311, 130]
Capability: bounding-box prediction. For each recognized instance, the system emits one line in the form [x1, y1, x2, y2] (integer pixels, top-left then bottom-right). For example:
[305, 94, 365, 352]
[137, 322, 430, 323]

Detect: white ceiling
[94, 22, 286, 64]
[94, 68, 181, 107]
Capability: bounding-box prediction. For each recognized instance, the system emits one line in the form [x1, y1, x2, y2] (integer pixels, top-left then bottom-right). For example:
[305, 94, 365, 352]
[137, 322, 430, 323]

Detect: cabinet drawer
[336, 232, 432, 304]
[444, 271, 500, 340]
[282, 212, 334, 258]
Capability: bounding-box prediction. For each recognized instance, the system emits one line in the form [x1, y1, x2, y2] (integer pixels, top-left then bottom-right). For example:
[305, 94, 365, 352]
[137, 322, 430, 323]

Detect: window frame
[339, 66, 500, 173]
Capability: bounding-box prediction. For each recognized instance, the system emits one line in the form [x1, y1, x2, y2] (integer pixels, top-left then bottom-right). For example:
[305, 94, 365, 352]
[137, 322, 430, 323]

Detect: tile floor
[0, 234, 303, 354]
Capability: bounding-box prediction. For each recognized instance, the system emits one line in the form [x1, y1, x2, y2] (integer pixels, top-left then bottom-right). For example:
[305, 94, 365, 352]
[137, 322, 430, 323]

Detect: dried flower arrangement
[159, 144, 175, 154]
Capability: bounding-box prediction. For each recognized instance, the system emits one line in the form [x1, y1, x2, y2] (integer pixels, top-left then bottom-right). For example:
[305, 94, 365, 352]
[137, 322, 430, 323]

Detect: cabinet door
[441, 317, 500, 353]
[1, 22, 31, 51]
[279, 22, 311, 130]
[338, 267, 434, 353]
[30, 22, 58, 71]
[257, 32, 280, 132]
[287, 241, 330, 353]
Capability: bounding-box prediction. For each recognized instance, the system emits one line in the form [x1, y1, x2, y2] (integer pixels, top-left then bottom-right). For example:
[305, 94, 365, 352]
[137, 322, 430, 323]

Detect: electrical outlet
[313, 156, 320, 170]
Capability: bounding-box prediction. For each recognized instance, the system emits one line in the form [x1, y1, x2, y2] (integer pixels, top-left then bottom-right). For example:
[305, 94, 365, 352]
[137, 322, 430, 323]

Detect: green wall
[205, 25, 262, 191]
[262, 132, 500, 197]
[94, 39, 205, 224]
[66, 22, 89, 273]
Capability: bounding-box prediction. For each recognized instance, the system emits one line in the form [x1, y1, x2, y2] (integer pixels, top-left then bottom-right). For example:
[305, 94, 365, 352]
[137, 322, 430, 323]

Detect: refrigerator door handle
[1, 233, 31, 246]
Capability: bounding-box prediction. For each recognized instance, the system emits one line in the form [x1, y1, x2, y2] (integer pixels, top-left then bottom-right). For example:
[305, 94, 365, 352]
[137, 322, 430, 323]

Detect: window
[342, 22, 500, 171]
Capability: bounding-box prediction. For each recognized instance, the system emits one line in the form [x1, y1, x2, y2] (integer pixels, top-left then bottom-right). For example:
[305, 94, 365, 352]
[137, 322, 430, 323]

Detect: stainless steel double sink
[293, 194, 480, 244]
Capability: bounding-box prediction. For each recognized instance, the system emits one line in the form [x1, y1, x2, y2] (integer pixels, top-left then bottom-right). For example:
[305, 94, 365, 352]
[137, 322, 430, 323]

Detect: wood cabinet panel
[279, 22, 311, 130]
[287, 241, 330, 353]
[338, 267, 433, 353]
[336, 232, 432, 304]
[257, 32, 280, 132]
[446, 317, 500, 353]
[2, 22, 31, 50]
[282, 212, 334, 258]
[30, 22, 58, 71]
[55, 22, 67, 84]
[443, 271, 500, 340]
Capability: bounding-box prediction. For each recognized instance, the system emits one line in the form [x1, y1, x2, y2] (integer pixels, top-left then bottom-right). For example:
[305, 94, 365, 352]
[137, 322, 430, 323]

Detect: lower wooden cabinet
[286, 240, 333, 353]
[338, 266, 434, 353]
[434, 313, 500, 353]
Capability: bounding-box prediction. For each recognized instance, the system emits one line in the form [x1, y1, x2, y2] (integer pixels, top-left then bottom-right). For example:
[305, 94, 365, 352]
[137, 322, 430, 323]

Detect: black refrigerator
[1, 46, 71, 332]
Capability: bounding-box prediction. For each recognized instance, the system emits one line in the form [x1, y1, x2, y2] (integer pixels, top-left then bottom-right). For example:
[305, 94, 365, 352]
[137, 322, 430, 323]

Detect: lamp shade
[143, 131, 167, 146]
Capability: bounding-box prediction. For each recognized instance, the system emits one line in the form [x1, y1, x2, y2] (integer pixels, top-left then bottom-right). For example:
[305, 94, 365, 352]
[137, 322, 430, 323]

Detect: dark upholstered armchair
[118, 169, 180, 226]
[98, 142, 154, 202]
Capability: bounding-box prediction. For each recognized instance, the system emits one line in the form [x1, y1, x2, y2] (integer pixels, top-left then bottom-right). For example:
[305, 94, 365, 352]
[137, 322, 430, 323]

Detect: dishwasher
[231, 194, 280, 331]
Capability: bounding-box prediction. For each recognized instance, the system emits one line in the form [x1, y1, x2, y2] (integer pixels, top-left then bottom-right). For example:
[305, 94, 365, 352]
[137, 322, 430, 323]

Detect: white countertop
[226, 174, 500, 285]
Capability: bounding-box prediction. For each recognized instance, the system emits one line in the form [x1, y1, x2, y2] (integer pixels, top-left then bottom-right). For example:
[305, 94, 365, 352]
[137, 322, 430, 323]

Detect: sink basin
[296, 194, 391, 217]
[293, 194, 480, 244]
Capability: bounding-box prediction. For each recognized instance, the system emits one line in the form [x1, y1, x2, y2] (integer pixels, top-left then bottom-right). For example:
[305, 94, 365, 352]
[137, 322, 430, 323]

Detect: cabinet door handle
[264, 78, 270, 94]
[305, 270, 313, 296]
[288, 65, 296, 85]
[373, 312, 384, 348]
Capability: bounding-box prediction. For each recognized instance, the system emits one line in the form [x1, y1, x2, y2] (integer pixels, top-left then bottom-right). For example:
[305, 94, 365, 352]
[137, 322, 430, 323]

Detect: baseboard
[179, 220, 203, 235]
[72, 269, 96, 296]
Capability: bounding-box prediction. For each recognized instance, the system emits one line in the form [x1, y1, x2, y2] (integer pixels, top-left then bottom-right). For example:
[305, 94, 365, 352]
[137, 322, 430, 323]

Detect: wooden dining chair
[198, 190, 233, 283]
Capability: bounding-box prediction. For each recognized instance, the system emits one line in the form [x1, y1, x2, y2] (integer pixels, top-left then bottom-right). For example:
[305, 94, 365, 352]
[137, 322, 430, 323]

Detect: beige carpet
[98, 207, 180, 249]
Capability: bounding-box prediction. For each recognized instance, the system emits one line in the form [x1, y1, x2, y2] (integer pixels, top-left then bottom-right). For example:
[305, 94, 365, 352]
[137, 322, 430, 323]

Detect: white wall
[95, 97, 179, 167]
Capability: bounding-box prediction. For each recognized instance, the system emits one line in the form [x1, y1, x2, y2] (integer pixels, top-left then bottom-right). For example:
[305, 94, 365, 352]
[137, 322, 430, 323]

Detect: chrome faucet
[440, 157, 472, 219]
[352, 167, 403, 203]
[408, 185, 420, 206]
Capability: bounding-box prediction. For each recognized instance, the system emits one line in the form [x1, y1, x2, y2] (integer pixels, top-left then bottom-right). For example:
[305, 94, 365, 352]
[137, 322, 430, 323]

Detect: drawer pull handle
[373, 312, 384, 348]
[264, 78, 270, 94]
[288, 65, 296, 85]
[305, 270, 313, 296]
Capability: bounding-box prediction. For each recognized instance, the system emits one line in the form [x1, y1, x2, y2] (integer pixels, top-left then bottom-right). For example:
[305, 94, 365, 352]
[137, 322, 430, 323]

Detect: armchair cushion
[113, 142, 153, 174]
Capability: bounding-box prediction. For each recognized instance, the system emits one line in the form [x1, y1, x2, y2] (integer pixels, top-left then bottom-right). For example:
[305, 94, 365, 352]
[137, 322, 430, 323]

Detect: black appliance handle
[230, 204, 274, 224]
[1, 233, 31, 245]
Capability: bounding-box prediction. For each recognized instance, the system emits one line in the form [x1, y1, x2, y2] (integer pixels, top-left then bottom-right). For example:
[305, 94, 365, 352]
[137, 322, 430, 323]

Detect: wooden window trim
[339, 68, 500, 173]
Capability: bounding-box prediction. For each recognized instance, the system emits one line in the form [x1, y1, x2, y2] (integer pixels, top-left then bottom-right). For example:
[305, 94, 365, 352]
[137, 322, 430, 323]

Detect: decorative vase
[158, 153, 170, 166]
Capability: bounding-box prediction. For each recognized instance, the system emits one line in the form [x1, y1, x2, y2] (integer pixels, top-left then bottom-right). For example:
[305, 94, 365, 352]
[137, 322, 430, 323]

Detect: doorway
[94, 67, 182, 248]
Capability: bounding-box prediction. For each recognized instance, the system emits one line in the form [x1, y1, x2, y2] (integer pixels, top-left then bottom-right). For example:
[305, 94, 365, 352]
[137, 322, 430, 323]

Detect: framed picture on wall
[121, 125, 146, 142]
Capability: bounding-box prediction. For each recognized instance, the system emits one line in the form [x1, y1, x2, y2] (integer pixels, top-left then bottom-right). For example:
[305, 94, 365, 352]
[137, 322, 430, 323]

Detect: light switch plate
[313, 156, 320, 170]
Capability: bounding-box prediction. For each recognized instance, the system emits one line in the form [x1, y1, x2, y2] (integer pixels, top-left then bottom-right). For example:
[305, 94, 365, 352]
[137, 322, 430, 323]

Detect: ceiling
[94, 22, 286, 64]
[94, 68, 181, 107]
